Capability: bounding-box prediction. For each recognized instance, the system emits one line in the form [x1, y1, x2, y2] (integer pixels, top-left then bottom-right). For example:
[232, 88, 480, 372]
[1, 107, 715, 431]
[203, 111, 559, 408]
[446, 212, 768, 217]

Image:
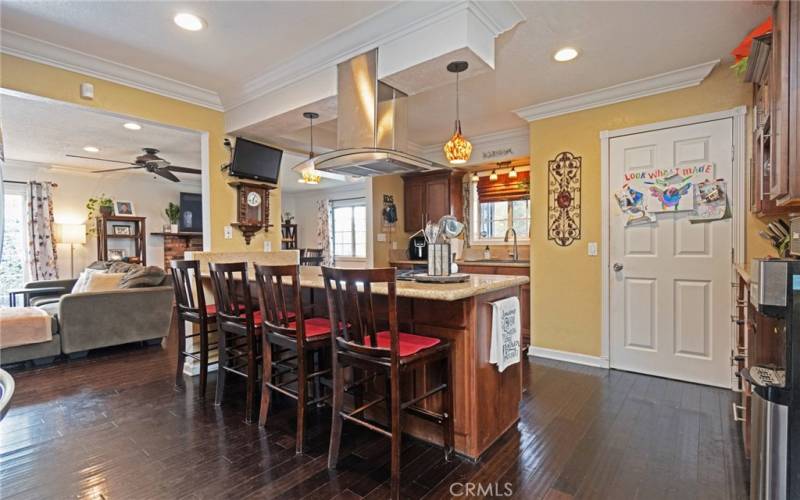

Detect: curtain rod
[3, 180, 58, 187]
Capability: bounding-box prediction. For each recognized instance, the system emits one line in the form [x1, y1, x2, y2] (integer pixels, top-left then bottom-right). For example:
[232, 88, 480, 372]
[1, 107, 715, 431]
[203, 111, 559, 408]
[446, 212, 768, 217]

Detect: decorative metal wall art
[547, 151, 582, 246]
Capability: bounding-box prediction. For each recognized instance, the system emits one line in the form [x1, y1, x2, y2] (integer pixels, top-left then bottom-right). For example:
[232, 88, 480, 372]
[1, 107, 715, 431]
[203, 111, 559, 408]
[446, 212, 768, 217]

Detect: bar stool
[207, 262, 261, 423]
[253, 263, 333, 453]
[322, 266, 455, 500]
[170, 259, 217, 397]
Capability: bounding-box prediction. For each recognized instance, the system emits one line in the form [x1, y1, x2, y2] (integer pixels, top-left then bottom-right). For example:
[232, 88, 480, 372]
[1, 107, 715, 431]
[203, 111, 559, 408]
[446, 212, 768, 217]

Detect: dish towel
[490, 296, 521, 373]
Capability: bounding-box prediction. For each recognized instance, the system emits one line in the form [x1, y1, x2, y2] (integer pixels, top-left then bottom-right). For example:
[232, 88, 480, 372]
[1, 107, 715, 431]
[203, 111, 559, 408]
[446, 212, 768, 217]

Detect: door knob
[613, 263, 624, 272]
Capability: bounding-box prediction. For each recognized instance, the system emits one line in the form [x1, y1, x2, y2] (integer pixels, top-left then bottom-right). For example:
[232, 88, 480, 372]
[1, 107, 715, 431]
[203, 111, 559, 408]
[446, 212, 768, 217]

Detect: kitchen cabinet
[749, 1, 800, 211]
[402, 170, 465, 232]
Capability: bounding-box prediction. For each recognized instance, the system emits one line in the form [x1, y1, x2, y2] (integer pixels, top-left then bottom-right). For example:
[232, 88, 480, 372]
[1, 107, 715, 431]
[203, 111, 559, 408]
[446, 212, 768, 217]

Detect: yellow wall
[530, 66, 762, 357]
[0, 54, 281, 253]
[370, 174, 410, 267]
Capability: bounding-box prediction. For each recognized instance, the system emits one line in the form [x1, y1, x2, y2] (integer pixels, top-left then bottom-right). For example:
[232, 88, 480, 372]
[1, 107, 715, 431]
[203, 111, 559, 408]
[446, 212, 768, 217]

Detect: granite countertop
[298, 266, 528, 301]
[389, 259, 530, 268]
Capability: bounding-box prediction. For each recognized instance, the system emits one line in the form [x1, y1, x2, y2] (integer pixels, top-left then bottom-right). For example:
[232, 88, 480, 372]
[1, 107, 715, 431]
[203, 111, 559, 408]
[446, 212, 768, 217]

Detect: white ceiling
[0, 93, 202, 183]
[0, 1, 395, 104]
[0, 1, 770, 150]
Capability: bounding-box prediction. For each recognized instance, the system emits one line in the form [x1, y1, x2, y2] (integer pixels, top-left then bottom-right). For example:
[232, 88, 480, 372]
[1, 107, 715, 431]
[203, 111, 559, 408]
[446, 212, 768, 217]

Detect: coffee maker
[748, 258, 800, 500]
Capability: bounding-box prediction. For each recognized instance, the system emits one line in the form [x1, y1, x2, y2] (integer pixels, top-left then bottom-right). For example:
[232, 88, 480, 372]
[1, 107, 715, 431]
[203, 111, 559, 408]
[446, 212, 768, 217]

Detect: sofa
[2, 271, 174, 365]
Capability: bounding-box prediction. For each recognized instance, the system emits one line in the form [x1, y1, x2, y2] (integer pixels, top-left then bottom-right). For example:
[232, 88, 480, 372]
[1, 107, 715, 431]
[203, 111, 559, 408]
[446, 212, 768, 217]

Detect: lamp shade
[58, 223, 86, 245]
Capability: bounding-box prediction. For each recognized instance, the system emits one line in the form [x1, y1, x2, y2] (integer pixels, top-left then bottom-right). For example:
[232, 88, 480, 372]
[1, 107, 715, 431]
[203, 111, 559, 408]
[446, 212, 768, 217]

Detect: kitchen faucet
[504, 228, 518, 261]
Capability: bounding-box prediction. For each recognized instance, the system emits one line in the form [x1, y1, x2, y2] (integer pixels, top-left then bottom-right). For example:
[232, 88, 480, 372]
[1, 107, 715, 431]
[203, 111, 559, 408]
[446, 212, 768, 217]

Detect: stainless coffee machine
[748, 259, 799, 500]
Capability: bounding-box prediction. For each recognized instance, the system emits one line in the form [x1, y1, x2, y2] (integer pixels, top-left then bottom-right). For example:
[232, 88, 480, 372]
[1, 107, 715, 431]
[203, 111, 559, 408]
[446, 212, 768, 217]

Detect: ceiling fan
[66, 148, 201, 183]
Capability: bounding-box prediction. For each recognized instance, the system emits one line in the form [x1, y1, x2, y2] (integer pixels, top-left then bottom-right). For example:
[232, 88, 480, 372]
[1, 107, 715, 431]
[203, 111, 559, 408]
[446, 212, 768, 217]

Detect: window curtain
[27, 181, 58, 281]
[316, 199, 332, 266]
[477, 171, 530, 203]
[462, 180, 471, 247]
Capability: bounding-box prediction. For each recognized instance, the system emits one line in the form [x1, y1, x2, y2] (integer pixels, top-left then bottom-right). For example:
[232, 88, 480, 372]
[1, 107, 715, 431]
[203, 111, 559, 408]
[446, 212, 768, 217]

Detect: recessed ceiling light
[83, 146, 100, 153]
[123, 122, 142, 131]
[553, 47, 579, 62]
[174, 12, 206, 31]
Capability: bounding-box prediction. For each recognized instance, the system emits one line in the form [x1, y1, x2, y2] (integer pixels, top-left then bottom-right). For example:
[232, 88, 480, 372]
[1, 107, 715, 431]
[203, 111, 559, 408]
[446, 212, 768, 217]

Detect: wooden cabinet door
[770, 0, 791, 199]
[425, 175, 450, 222]
[404, 179, 425, 232]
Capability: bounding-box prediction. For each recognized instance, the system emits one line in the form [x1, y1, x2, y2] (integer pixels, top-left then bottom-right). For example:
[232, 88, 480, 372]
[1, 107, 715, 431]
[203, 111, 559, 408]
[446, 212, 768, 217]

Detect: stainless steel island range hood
[293, 49, 446, 178]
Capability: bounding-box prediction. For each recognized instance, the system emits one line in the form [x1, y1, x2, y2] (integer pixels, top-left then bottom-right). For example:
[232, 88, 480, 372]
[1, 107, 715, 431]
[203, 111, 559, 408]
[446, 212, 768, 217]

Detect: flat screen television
[179, 192, 203, 233]
[229, 137, 283, 184]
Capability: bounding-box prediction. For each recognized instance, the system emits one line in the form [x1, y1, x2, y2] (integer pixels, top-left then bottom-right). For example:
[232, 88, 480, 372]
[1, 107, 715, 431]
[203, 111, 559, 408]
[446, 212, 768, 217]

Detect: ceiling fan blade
[165, 165, 201, 174]
[154, 168, 181, 182]
[92, 166, 145, 173]
[66, 154, 137, 165]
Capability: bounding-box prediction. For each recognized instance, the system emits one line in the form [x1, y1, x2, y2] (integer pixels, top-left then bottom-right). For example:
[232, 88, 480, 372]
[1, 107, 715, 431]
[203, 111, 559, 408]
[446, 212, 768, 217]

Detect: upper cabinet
[750, 1, 800, 214]
[402, 170, 465, 232]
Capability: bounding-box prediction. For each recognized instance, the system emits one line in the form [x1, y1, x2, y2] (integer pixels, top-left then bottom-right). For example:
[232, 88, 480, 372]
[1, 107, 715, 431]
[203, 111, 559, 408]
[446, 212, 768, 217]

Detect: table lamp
[57, 223, 86, 278]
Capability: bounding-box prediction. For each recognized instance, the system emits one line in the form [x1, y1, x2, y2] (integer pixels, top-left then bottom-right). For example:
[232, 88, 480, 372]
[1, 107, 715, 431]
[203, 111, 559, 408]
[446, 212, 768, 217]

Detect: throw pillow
[71, 268, 106, 293]
[108, 262, 143, 274]
[118, 266, 166, 289]
[82, 272, 126, 292]
[87, 261, 112, 270]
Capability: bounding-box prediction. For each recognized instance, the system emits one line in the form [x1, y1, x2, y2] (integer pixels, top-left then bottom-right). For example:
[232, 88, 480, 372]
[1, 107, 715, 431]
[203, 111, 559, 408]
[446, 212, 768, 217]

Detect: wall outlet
[224, 226, 233, 239]
[263, 241, 271, 252]
[377, 233, 387, 242]
[588, 242, 598, 256]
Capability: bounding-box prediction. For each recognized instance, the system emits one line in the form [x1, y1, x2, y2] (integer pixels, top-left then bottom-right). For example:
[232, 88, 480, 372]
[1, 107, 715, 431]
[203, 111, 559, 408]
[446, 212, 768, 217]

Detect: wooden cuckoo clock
[228, 180, 274, 244]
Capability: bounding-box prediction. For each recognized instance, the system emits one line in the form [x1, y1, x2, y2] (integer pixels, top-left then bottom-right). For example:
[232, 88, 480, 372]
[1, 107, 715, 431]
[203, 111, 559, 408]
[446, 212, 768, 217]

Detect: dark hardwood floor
[0, 336, 748, 499]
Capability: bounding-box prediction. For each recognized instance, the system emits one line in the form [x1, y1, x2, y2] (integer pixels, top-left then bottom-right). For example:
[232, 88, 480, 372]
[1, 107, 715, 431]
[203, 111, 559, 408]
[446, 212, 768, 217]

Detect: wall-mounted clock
[228, 180, 274, 244]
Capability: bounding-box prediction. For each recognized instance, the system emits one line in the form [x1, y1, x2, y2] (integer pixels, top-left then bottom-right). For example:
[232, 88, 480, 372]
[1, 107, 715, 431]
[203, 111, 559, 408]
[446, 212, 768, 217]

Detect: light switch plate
[224, 226, 233, 239]
[377, 233, 387, 242]
[263, 241, 271, 252]
[588, 242, 598, 256]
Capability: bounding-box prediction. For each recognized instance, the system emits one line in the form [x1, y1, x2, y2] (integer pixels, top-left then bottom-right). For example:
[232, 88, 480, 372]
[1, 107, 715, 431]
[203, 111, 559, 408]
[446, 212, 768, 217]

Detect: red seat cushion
[287, 317, 333, 338]
[364, 331, 441, 357]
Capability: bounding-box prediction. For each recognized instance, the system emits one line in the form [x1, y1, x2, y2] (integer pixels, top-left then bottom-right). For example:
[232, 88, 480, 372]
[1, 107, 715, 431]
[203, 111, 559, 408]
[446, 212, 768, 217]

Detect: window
[0, 183, 30, 305]
[478, 199, 530, 240]
[471, 168, 531, 244]
[330, 199, 367, 259]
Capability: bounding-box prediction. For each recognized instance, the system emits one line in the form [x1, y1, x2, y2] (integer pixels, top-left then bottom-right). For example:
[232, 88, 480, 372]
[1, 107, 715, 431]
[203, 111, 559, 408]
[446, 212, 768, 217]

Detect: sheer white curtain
[27, 181, 58, 281]
[316, 199, 332, 266]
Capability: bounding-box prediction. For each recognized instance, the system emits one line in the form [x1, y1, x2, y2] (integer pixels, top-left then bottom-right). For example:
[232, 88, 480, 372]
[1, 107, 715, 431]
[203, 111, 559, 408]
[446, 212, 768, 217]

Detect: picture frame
[108, 249, 127, 261]
[178, 192, 203, 232]
[114, 201, 135, 216]
[112, 224, 131, 236]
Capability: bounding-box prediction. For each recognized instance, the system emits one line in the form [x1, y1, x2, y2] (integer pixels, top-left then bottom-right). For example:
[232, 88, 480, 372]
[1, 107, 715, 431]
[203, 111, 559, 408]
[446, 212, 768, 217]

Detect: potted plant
[86, 194, 113, 235]
[165, 202, 180, 233]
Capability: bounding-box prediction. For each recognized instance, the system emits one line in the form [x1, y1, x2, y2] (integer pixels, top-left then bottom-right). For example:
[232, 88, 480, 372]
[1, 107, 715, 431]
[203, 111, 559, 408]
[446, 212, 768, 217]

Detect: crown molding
[418, 126, 529, 166]
[1, 29, 224, 111]
[226, 0, 524, 110]
[513, 59, 719, 122]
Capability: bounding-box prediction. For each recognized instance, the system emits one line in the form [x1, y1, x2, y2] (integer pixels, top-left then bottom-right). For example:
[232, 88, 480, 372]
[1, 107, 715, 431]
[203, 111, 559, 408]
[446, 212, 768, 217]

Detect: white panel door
[609, 119, 733, 387]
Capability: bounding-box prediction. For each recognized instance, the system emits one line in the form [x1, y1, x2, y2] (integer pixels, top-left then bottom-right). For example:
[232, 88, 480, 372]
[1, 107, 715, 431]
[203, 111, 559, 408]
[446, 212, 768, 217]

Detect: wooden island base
[305, 284, 523, 461]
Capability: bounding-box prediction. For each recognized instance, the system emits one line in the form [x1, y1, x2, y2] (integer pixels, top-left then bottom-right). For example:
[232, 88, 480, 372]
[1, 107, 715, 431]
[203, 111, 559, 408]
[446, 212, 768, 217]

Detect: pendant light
[471, 171, 479, 182]
[298, 112, 321, 185]
[443, 61, 472, 165]
[489, 169, 498, 182]
[508, 166, 518, 179]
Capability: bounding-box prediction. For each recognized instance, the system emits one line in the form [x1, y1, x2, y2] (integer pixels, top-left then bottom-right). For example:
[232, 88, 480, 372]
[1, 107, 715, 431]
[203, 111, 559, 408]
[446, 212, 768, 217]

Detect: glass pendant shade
[489, 169, 498, 181]
[299, 171, 321, 184]
[443, 120, 472, 165]
[508, 167, 518, 179]
[471, 171, 479, 182]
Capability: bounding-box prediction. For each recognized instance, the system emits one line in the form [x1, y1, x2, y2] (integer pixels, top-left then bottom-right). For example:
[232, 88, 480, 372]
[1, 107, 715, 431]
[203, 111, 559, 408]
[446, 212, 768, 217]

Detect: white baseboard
[528, 347, 610, 369]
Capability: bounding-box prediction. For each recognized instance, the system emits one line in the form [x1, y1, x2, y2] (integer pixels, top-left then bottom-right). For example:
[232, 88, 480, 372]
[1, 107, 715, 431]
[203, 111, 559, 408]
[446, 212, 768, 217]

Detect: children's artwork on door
[689, 179, 729, 222]
[622, 163, 714, 213]
[614, 185, 656, 226]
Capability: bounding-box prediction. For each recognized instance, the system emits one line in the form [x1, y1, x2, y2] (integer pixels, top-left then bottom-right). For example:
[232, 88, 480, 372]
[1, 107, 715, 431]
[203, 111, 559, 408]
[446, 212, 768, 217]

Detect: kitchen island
[190, 252, 527, 461]
[300, 267, 527, 460]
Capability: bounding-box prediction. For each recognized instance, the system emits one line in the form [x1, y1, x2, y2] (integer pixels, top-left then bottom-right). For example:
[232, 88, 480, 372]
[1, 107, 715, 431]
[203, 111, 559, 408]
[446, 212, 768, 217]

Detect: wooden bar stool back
[170, 259, 217, 396]
[321, 266, 455, 500]
[207, 262, 261, 423]
[253, 263, 332, 453]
